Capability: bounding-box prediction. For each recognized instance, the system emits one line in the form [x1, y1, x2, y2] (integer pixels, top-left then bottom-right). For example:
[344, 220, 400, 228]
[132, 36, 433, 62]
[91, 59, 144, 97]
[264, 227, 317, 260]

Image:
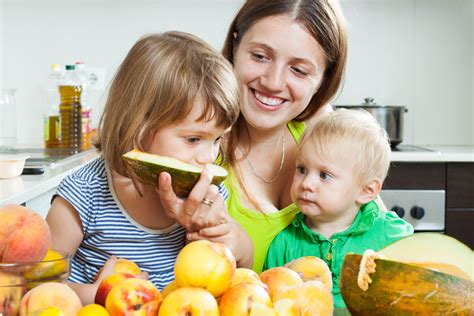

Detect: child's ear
[356, 177, 382, 204]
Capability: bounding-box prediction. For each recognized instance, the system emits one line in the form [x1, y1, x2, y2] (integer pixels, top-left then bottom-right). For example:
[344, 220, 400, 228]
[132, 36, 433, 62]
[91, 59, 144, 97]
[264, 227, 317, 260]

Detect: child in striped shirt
[46, 31, 251, 304]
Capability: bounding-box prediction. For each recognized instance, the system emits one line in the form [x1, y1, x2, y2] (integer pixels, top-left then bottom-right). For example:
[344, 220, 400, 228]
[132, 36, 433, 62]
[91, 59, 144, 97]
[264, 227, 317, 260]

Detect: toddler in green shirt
[263, 109, 414, 308]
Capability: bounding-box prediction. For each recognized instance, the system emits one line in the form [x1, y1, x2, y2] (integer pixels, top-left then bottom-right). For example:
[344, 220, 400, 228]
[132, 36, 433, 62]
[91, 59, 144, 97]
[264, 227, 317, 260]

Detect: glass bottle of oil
[44, 64, 61, 148]
[59, 65, 82, 152]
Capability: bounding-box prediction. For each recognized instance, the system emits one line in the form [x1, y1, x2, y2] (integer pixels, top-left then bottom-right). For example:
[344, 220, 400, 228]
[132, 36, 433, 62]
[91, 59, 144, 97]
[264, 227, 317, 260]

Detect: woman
[218, 0, 348, 273]
[160, 0, 348, 273]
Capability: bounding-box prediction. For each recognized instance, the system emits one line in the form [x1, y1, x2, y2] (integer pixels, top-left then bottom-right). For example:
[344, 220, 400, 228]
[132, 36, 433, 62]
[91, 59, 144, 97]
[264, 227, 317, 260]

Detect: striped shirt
[56, 157, 228, 290]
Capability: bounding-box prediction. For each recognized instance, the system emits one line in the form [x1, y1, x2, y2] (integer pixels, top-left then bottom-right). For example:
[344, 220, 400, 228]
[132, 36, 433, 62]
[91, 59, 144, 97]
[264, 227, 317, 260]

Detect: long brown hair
[222, 0, 348, 210]
[96, 31, 240, 177]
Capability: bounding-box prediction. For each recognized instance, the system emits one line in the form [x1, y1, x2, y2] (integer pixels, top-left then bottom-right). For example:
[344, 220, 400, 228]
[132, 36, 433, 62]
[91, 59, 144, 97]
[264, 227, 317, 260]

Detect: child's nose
[196, 144, 219, 166]
[301, 175, 317, 191]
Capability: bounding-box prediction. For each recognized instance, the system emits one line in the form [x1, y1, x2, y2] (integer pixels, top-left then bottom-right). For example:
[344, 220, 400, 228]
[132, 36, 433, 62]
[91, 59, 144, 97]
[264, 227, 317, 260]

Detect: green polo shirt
[263, 201, 414, 308]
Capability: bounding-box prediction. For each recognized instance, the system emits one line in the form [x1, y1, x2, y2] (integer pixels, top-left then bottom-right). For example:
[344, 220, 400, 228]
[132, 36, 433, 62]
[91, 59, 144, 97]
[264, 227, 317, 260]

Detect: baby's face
[147, 99, 228, 168]
[290, 143, 362, 221]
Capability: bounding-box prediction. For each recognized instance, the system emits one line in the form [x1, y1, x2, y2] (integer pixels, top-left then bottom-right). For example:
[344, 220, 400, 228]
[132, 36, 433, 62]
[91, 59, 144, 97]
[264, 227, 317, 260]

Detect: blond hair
[96, 31, 240, 176]
[299, 109, 391, 184]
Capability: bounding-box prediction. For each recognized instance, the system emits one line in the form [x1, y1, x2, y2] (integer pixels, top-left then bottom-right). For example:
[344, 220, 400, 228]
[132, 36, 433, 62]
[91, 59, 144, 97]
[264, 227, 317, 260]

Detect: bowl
[0, 249, 72, 315]
[0, 154, 29, 179]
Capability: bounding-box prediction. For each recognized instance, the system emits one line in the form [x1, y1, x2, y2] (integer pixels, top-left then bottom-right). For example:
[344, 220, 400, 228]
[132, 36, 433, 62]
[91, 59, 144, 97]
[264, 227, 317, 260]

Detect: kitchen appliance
[380, 190, 445, 232]
[334, 97, 408, 147]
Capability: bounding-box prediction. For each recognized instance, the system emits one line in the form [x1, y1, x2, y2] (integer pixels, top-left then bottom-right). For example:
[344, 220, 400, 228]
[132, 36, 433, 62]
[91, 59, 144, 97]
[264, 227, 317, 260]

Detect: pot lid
[335, 97, 407, 110]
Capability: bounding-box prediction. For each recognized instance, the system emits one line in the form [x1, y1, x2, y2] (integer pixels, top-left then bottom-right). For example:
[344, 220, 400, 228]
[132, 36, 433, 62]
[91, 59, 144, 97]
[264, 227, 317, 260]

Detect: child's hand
[157, 167, 228, 231]
[187, 220, 254, 268]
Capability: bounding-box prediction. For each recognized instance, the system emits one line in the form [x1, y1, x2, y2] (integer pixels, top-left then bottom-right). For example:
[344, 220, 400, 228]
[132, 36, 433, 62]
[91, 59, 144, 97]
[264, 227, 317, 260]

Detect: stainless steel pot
[334, 98, 408, 147]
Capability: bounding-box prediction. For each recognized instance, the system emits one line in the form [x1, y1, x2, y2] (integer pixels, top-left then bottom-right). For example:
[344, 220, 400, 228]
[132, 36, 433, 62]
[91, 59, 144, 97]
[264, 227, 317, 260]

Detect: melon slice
[378, 233, 473, 280]
[123, 149, 228, 197]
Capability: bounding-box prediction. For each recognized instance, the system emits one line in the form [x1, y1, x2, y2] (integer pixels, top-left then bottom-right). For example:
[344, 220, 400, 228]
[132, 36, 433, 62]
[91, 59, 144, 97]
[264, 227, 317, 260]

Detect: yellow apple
[94, 272, 137, 307]
[259, 267, 303, 301]
[218, 283, 272, 316]
[285, 256, 333, 291]
[158, 287, 218, 316]
[105, 277, 162, 316]
[19, 282, 82, 316]
[174, 240, 236, 297]
[274, 280, 333, 316]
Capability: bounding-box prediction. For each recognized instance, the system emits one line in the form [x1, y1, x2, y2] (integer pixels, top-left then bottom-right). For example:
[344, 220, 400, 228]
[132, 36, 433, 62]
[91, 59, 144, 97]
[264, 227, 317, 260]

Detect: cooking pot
[334, 97, 408, 148]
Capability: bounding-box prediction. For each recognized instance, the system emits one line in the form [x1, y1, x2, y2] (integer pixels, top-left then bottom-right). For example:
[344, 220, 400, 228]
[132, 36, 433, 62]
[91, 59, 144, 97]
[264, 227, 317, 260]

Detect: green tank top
[224, 121, 305, 273]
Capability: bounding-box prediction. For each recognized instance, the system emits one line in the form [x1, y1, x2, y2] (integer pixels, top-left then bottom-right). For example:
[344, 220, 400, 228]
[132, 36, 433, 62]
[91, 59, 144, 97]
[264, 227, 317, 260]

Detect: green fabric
[263, 201, 414, 308]
[225, 121, 306, 273]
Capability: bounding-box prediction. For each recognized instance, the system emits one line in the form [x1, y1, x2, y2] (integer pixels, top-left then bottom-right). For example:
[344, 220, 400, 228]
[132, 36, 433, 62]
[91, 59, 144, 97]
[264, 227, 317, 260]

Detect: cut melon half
[378, 232, 473, 280]
[123, 149, 228, 197]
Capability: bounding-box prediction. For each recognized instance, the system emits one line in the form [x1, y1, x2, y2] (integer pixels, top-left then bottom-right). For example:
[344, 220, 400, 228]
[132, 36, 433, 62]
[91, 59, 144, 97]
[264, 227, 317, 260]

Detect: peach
[158, 287, 218, 316]
[77, 304, 110, 316]
[94, 272, 137, 307]
[259, 267, 303, 301]
[174, 240, 236, 297]
[273, 299, 298, 316]
[0, 271, 26, 316]
[285, 256, 333, 291]
[230, 268, 268, 291]
[274, 280, 333, 316]
[161, 280, 180, 298]
[19, 282, 82, 316]
[114, 258, 141, 276]
[218, 283, 272, 316]
[0, 204, 51, 263]
[249, 303, 276, 316]
[105, 278, 162, 316]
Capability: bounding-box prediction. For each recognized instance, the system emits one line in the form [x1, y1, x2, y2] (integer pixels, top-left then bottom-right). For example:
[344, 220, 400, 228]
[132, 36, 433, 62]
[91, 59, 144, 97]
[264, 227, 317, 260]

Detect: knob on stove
[410, 206, 425, 219]
[390, 205, 405, 218]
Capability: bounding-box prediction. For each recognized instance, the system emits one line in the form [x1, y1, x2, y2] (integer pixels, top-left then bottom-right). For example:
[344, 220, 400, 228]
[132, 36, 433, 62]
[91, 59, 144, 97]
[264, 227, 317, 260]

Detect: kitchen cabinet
[383, 161, 473, 249]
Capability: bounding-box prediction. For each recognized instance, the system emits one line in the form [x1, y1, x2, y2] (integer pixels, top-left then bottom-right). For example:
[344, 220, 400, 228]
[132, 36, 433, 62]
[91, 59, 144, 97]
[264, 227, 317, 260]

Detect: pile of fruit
[92, 240, 334, 315]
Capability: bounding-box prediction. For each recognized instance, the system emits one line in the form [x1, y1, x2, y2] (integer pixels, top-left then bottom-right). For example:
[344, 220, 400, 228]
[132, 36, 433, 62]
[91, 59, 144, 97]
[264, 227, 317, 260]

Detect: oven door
[380, 190, 445, 232]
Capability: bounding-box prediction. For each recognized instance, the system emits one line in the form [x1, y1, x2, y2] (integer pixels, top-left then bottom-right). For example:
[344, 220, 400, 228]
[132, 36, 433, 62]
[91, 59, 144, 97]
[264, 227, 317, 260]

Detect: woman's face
[233, 15, 327, 131]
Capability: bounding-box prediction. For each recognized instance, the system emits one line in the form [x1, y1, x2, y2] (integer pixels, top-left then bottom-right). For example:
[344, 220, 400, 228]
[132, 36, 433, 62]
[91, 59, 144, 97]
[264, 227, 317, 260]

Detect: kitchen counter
[391, 145, 474, 162]
[0, 149, 99, 210]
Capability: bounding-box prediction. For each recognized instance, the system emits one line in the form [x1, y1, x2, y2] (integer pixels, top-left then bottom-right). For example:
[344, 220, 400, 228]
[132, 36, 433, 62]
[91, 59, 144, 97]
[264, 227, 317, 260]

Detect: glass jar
[0, 89, 17, 149]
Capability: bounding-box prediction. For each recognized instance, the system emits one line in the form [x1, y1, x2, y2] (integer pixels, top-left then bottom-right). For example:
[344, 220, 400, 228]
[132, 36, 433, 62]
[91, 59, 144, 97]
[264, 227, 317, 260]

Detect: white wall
[1, 0, 473, 146]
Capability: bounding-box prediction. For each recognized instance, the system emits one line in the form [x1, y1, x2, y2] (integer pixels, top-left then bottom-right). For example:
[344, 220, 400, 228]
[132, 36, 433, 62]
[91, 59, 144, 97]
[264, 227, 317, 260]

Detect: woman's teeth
[254, 91, 285, 106]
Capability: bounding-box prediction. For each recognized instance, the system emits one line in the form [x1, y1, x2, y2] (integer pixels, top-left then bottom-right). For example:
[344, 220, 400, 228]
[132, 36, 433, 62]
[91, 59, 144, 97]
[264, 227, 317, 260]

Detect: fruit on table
[105, 277, 162, 316]
[23, 249, 68, 286]
[114, 258, 141, 276]
[77, 304, 109, 316]
[218, 282, 272, 316]
[0, 271, 26, 316]
[378, 232, 473, 280]
[285, 256, 333, 291]
[94, 272, 137, 307]
[19, 282, 82, 316]
[340, 253, 474, 315]
[0, 204, 51, 263]
[174, 240, 236, 297]
[158, 287, 219, 316]
[123, 149, 228, 197]
[259, 267, 303, 301]
[273, 280, 334, 316]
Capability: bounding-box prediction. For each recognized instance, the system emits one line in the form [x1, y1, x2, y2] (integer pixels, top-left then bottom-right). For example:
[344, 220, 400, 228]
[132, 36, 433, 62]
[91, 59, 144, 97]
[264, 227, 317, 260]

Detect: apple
[218, 283, 272, 316]
[105, 277, 162, 316]
[94, 272, 136, 307]
[174, 240, 236, 297]
[285, 256, 333, 291]
[0, 271, 26, 316]
[0, 204, 51, 263]
[158, 287, 218, 316]
[259, 267, 303, 301]
[19, 282, 82, 316]
[274, 280, 333, 316]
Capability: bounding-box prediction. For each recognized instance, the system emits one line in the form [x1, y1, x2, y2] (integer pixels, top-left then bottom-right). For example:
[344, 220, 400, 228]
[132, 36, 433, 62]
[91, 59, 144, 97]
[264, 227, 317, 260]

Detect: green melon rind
[123, 150, 227, 197]
[340, 254, 474, 315]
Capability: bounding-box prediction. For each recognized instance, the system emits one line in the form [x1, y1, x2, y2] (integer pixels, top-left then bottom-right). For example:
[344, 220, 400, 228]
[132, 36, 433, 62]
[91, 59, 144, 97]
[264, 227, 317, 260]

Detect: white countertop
[390, 145, 474, 162]
[0, 149, 99, 206]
